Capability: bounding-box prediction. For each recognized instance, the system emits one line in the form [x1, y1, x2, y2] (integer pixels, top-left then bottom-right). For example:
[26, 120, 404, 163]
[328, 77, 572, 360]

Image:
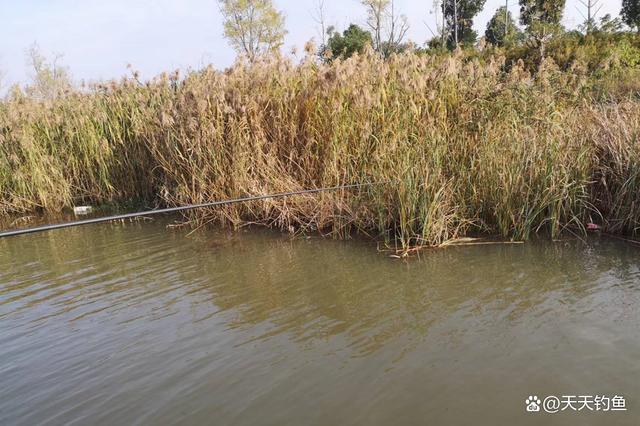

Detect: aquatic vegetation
[1, 49, 640, 248]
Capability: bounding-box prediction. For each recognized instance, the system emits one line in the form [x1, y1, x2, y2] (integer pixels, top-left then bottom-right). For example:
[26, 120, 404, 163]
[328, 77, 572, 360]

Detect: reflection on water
[0, 220, 639, 425]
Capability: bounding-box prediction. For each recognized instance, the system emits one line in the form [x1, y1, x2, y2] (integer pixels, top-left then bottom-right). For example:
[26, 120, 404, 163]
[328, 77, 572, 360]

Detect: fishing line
[0, 182, 386, 239]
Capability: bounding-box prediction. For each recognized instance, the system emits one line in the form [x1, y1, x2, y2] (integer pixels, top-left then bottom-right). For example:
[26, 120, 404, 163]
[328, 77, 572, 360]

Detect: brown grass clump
[1, 50, 640, 248]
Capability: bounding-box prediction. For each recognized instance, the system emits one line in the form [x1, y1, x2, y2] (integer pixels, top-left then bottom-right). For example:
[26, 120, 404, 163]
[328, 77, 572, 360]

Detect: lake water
[1, 219, 639, 425]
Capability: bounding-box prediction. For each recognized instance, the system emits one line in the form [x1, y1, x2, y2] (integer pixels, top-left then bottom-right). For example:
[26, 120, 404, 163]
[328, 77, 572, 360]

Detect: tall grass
[1, 49, 639, 247]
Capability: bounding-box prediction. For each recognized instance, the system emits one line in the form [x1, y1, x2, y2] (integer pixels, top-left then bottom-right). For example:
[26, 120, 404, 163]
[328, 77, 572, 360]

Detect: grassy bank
[1, 49, 640, 248]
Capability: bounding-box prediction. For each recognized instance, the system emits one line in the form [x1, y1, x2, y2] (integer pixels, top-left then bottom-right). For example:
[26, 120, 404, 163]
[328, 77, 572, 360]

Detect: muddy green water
[1, 220, 639, 425]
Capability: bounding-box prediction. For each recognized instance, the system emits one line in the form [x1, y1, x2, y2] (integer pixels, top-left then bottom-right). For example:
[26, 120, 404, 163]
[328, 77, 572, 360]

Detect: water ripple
[1, 224, 640, 425]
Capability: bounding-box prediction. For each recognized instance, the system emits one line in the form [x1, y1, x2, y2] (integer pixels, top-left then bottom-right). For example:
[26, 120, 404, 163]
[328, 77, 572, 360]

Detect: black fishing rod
[0, 182, 383, 239]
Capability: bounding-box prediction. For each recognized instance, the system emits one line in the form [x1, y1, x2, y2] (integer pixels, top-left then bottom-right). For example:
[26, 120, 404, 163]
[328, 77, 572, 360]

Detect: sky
[0, 0, 624, 89]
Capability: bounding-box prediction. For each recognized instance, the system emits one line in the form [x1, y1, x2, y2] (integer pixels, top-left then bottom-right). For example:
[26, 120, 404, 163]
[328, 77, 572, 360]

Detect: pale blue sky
[0, 0, 624, 88]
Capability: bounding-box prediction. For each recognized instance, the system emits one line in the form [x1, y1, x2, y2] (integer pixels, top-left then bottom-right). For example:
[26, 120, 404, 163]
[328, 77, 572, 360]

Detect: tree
[622, 0, 640, 32]
[519, 0, 566, 59]
[311, 0, 328, 46]
[520, 0, 565, 28]
[322, 24, 373, 60]
[577, 0, 603, 33]
[218, 0, 287, 61]
[428, 0, 447, 47]
[361, 0, 409, 57]
[485, 6, 522, 46]
[25, 44, 72, 100]
[443, 0, 487, 49]
[385, 0, 410, 56]
[362, 0, 385, 52]
[597, 14, 624, 33]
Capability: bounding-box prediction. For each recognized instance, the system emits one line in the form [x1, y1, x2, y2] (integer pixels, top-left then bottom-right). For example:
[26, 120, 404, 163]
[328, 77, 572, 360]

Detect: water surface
[1, 220, 639, 425]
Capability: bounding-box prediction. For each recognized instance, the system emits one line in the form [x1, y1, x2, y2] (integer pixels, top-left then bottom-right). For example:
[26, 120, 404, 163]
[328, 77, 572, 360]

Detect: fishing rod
[0, 182, 384, 239]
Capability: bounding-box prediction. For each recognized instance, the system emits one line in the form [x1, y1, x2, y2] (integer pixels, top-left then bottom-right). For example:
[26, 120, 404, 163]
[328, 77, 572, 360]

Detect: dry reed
[1, 49, 639, 248]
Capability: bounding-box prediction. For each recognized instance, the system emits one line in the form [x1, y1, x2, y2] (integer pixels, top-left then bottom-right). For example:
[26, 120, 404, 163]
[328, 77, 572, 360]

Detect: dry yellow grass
[1, 50, 639, 248]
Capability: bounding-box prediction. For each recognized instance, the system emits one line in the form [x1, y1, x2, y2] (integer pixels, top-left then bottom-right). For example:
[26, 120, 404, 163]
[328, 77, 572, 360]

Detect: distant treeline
[324, 7, 640, 73]
[217, 0, 640, 70]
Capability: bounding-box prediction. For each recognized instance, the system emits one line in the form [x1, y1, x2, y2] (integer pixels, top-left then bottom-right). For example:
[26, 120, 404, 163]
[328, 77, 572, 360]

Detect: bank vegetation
[1, 44, 640, 248]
